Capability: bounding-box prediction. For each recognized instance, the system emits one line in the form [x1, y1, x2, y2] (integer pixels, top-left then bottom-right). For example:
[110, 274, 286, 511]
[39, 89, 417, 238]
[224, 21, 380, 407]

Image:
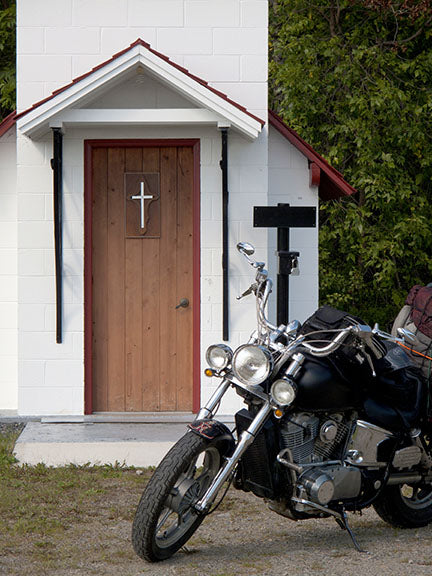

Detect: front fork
[194, 399, 273, 513]
[196, 378, 231, 421]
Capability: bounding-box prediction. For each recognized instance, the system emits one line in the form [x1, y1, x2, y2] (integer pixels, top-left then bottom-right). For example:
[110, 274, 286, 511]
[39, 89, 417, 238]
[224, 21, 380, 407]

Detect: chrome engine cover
[297, 465, 362, 506]
[346, 420, 394, 467]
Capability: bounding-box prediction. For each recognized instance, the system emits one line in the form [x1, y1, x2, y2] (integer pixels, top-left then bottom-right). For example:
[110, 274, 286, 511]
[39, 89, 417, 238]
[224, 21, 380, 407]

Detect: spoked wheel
[400, 484, 432, 511]
[374, 482, 432, 528]
[132, 432, 225, 562]
[374, 436, 432, 528]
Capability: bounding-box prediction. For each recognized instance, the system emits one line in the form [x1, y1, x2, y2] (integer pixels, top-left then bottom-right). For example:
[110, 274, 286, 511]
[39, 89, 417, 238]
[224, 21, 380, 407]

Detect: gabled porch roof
[15, 39, 264, 139]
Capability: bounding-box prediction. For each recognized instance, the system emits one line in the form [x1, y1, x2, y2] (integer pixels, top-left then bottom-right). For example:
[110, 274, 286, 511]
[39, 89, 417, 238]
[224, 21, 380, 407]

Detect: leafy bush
[270, 0, 432, 325]
[0, 0, 15, 121]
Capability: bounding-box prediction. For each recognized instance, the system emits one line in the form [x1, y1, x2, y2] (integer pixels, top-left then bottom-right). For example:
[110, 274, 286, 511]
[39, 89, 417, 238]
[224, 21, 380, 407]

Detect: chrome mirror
[237, 242, 255, 256]
[397, 328, 417, 345]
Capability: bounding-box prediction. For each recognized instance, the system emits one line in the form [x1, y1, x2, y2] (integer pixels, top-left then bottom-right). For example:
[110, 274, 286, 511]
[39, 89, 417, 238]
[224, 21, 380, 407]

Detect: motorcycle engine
[280, 412, 352, 465]
[279, 412, 363, 508]
[236, 409, 401, 513]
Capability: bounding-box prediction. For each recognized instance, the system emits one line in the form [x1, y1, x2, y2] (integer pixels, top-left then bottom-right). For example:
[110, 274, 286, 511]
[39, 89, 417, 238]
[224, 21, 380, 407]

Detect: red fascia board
[0, 111, 17, 137]
[15, 39, 265, 127]
[268, 110, 356, 199]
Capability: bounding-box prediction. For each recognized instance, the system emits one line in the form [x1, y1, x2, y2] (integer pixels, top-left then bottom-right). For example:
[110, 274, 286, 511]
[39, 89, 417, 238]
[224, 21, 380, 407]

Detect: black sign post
[253, 203, 316, 325]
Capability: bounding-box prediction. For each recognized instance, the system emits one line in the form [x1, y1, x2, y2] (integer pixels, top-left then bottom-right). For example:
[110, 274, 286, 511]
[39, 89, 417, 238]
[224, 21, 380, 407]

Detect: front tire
[132, 432, 224, 562]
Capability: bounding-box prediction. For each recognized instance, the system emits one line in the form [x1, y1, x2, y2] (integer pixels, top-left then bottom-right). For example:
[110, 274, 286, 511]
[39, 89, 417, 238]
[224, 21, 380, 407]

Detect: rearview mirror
[237, 242, 255, 256]
[397, 328, 417, 345]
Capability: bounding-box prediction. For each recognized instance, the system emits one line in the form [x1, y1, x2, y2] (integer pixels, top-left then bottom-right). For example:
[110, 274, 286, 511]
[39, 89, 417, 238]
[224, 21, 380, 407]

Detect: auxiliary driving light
[270, 378, 297, 406]
[206, 344, 233, 371]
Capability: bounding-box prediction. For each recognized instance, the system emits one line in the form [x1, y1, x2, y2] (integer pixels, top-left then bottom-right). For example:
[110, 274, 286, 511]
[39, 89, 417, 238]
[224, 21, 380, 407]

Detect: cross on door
[131, 181, 154, 230]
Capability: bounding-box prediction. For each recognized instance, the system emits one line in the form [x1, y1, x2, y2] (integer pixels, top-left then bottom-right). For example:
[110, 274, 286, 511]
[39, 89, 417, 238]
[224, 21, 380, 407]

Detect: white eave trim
[50, 108, 224, 128]
[17, 45, 262, 140]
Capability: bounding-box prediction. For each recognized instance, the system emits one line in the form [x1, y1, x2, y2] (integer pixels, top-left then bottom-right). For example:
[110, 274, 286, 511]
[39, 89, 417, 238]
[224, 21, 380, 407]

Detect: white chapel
[0, 0, 355, 417]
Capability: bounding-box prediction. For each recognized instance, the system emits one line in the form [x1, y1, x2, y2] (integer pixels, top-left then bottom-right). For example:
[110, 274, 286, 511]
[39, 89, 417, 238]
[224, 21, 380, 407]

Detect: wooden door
[90, 145, 195, 412]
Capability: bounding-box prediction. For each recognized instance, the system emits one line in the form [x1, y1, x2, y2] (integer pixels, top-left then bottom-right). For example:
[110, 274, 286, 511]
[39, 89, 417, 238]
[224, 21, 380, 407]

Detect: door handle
[175, 298, 189, 309]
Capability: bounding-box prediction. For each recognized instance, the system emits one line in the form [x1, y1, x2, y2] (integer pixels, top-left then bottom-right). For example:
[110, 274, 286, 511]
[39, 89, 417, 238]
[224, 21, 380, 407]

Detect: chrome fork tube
[195, 379, 231, 420]
[194, 401, 273, 512]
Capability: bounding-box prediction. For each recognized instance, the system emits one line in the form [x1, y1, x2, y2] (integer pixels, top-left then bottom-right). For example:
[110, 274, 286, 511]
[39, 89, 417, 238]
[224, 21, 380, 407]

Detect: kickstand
[335, 509, 368, 554]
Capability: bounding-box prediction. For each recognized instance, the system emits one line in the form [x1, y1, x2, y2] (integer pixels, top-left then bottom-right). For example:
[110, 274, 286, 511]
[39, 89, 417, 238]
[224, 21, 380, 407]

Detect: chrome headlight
[270, 378, 297, 406]
[206, 344, 233, 371]
[232, 345, 273, 386]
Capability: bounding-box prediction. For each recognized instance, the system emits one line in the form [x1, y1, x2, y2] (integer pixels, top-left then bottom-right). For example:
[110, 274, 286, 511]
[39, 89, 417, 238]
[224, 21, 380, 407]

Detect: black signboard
[254, 205, 316, 229]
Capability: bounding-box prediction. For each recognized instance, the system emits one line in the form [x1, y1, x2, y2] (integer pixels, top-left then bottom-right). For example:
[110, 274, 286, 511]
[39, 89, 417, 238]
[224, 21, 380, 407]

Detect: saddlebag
[392, 285, 432, 384]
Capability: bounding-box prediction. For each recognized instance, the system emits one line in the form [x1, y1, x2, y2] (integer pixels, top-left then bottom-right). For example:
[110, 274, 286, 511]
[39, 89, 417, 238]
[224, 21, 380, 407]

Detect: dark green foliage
[270, 1, 432, 326]
[0, 0, 15, 121]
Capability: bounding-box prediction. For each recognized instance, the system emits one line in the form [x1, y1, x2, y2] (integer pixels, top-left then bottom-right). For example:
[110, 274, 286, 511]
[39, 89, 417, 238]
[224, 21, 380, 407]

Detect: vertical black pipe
[277, 204, 289, 326]
[51, 128, 63, 343]
[220, 128, 229, 341]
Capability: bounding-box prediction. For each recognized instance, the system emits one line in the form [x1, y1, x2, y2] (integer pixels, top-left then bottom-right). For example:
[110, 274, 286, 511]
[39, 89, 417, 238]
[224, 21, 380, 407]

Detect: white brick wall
[13, 0, 273, 415]
[17, 0, 268, 112]
[0, 128, 18, 409]
[268, 126, 319, 323]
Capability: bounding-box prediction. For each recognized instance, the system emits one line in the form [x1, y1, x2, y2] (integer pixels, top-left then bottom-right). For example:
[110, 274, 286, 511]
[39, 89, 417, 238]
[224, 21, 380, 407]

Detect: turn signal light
[274, 408, 283, 419]
[204, 368, 215, 377]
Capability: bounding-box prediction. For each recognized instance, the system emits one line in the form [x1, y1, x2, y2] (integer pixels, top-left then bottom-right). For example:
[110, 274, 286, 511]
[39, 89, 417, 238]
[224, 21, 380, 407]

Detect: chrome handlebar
[236, 241, 413, 353]
[298, 323, 408, 360]
[237, 242, 278, 337]
[300, 327, 354, 356]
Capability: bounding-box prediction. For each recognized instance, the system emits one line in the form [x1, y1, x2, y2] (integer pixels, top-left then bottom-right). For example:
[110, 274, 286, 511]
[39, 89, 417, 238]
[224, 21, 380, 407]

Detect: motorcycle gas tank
[294, 356, 363, 411]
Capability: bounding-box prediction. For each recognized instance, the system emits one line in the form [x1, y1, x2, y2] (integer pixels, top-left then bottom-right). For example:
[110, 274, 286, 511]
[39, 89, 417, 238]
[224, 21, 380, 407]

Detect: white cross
[131, 182, 154, 229]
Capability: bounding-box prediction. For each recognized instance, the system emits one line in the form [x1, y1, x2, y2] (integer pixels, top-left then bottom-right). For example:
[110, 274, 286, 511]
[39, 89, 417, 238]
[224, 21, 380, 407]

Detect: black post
[277, 223, 289, 326]
[51, 128, 63, 344]
[254, 203, 315, 327]
[220, 128, 229, 341]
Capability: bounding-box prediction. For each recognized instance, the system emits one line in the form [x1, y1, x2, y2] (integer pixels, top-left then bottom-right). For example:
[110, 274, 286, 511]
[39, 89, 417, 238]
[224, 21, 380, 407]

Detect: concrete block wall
[16, 128, 85, 415]
[15, 0, 270, 415]
[17, 0, 268, 121]
[0, 128, 18, 409]
[268, 126, 319, 324]
[16, 116, 267, 415]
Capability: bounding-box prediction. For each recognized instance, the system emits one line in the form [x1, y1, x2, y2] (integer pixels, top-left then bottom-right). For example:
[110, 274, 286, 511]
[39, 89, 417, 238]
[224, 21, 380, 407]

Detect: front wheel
[132, 432, 225, 562]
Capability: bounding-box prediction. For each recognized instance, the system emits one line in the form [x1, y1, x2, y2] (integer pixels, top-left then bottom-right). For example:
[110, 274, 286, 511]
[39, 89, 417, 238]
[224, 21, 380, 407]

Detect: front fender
[188, 419, 235, 456]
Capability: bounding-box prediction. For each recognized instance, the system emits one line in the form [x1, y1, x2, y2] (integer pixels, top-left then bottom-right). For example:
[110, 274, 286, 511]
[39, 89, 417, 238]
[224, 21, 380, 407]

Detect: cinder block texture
[0, 128, 17, 410]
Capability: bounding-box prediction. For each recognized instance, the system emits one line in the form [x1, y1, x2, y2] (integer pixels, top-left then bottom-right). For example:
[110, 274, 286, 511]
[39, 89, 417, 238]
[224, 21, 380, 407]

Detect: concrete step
[40, 412, 197, 424]
[14, 422, 196, 467]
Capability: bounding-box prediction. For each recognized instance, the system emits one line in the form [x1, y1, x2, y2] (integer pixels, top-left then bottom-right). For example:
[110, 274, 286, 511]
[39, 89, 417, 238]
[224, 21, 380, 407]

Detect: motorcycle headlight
[206, 344, 233, 371]
[232, 345, 273, 386]
[270, 378, 297, 406]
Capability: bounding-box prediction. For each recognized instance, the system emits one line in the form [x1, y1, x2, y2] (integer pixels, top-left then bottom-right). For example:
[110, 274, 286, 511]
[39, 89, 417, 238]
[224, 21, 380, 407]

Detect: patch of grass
[0, 428, 154, 575]
[0, 430, 19, 468]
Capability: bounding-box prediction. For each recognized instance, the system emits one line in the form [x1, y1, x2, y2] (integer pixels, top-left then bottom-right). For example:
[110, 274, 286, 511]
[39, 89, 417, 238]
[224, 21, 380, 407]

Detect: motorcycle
[132, 242, 432, 562]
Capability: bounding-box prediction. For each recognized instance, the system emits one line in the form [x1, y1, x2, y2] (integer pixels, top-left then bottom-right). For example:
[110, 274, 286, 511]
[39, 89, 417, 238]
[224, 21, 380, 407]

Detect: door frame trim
[84, 139, 201, 414]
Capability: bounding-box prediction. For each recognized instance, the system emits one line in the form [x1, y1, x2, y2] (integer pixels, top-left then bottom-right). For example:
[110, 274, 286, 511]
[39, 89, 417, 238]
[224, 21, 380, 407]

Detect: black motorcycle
[132, 241, 432, 562]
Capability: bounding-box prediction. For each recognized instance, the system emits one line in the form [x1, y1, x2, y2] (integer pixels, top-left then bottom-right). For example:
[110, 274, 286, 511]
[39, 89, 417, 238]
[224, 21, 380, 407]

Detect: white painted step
[14, 422, 193, 467]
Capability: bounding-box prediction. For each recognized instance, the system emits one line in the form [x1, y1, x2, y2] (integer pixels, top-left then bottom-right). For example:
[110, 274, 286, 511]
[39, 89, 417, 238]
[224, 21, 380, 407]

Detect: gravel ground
[0, 422, 25, 436]
[2, 422, 432, 576]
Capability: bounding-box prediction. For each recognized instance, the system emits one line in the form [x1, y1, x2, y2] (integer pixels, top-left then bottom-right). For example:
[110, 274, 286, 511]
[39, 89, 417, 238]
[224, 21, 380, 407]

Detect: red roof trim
[15, 39, 265, 127]
[268, 110, 356, 200]
[0, 111, 17, 138]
